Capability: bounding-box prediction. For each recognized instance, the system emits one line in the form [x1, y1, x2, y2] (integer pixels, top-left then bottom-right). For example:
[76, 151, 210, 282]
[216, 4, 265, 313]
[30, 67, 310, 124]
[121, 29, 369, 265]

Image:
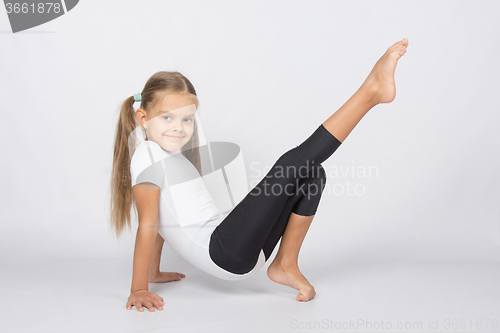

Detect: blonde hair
[109, 71, 202, 240]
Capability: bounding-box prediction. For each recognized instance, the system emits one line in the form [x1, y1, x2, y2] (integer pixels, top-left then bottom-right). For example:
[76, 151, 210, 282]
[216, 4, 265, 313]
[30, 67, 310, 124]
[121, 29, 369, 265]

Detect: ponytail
[109, 95, 138, 239]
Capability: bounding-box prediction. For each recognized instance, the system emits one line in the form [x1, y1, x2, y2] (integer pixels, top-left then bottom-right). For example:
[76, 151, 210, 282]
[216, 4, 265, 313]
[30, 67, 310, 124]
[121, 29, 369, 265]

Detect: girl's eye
[162, 116, 193, 122]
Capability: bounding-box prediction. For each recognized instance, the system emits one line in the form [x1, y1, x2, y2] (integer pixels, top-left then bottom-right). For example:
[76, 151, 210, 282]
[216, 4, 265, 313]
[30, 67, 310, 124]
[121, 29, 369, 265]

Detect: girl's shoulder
[130, 141, 168, 175]
[130, 141, 170, 188]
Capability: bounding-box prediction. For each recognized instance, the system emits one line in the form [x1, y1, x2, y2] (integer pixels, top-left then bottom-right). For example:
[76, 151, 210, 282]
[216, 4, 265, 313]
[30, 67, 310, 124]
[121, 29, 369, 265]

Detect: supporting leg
[267, 212, 316, 301]
[272, 213, 315, 266]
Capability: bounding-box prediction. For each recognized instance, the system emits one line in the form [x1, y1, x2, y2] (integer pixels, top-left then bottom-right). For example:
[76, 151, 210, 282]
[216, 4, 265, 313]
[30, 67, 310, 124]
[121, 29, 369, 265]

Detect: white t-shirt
[130, 140, 266, 280]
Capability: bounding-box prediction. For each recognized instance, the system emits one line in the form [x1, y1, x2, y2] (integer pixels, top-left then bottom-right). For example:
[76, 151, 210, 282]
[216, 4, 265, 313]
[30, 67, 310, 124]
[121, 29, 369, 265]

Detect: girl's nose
[172, 120, 183, 131]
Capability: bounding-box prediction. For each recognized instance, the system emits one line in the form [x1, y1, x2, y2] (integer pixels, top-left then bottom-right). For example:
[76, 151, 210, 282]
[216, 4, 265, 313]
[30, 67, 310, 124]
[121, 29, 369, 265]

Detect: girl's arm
[130, 183, 161, 293]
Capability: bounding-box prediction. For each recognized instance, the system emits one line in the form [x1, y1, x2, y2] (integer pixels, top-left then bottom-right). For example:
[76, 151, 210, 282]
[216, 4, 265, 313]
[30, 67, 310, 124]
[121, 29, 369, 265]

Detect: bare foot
[362, 38, 409, 105]
[148, 271, 186, 283]
[267, 260, 316, 301]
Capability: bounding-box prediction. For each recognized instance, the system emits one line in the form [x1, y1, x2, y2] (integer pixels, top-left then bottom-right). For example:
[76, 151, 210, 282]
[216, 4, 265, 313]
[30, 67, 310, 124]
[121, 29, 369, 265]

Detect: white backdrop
[1, 0, 499, 269]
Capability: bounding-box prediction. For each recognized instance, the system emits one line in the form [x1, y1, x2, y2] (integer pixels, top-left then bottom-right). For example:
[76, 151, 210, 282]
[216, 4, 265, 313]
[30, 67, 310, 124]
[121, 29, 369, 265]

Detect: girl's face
[143, 93, 197, 152]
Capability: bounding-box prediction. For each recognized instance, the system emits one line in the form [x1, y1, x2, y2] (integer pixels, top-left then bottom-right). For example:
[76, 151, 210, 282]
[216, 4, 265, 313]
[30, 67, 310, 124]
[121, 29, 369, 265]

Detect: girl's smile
[164, 134, 185, 141]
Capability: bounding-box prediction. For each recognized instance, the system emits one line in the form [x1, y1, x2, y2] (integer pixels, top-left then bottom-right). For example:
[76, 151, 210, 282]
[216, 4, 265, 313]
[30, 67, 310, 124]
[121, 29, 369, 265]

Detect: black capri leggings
[209, 123, 342, 274]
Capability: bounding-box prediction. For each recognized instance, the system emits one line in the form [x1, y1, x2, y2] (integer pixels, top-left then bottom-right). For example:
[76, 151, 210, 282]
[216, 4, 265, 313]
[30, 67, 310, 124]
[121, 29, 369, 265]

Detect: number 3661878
[5, 2, 62, 14]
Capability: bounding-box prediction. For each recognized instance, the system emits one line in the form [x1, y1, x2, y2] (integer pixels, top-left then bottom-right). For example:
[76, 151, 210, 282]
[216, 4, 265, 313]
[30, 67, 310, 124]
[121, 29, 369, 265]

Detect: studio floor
[1, 258, 499, 333]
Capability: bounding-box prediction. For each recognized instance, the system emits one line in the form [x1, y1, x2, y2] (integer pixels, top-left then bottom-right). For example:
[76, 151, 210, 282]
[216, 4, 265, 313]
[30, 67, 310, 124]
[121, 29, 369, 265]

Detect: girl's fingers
[151, 295, 163, 309]
[144, 301, 154, 311]
[127, 296, 164, 312]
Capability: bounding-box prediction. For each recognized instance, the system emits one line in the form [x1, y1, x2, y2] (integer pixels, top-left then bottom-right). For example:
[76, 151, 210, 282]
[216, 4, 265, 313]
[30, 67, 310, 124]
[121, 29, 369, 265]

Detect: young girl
[110, 38, 409, 311]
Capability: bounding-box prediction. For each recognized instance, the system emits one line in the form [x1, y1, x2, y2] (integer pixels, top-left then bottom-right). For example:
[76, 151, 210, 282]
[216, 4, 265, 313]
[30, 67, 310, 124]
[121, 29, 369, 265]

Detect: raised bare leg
[267, 212, 316, 301]
[322, 38, 409, 143]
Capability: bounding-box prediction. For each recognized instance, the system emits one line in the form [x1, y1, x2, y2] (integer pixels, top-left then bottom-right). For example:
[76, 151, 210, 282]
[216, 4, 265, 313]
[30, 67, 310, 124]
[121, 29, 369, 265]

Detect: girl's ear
[136, 108, 148, 129]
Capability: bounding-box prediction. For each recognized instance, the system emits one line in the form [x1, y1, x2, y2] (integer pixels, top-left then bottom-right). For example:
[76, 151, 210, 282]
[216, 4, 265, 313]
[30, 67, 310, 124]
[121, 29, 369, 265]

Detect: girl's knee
[310, 165, 327, 192]
[310, 164, 326, 181]
[275, 147, 300, 167]
[274, 149, 325, 179]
